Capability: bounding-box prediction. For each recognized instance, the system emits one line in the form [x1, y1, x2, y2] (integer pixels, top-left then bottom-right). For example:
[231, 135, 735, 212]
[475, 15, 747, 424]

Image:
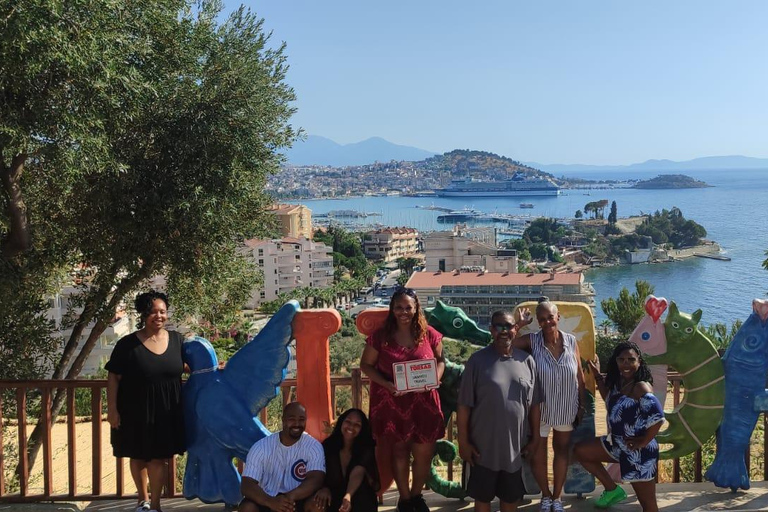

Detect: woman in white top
[513, 300, 586, 512]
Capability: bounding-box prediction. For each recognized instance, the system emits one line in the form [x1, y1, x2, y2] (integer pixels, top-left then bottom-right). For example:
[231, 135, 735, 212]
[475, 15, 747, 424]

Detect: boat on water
[520, 203, 534, 208]
[435, 171, 560, 197]
[436, 208, 486, 223]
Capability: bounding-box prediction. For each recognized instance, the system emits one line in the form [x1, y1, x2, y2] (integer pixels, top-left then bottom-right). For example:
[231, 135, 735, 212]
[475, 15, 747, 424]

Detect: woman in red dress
[360, 287, 445, 512]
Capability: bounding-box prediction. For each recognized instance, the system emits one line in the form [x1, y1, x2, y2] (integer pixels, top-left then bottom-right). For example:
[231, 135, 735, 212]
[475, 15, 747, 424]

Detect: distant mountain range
[285, 135, 436, 166]
[525, 155, 768, 173]
[284, 135, 768, 172]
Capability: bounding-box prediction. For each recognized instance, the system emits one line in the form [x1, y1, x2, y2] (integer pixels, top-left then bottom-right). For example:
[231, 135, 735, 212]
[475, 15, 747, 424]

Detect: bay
[292, 169, 768, 328]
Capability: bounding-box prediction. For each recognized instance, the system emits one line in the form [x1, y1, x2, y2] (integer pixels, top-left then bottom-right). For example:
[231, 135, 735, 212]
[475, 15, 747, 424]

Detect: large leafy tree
[600, 280, 655, 336]
[3, 0, 297, 467]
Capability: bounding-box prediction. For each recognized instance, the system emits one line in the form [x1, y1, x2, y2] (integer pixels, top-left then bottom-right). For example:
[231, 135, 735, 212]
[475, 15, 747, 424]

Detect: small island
[632, 174, 711, 189]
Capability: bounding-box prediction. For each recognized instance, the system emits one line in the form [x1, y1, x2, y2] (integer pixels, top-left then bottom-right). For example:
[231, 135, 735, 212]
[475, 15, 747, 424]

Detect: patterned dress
[600, 388, 665, 482]
[366, 326, 445, 444]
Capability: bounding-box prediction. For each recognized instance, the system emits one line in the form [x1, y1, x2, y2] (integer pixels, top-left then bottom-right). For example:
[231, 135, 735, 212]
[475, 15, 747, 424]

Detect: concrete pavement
[8, 482, 768, 511]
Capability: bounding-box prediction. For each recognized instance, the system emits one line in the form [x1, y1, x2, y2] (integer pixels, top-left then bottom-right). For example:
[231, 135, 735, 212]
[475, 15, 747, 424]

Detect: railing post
[0, 391, 4, 496]
[694, 449, 702, 482]
[447, 414, 454, 482]
[351, 369, 363, 410]
[672, 378, 681, 482]
[764, 414, 768, 481]
[16, 388, 29, 497]
[167, 456, 177, 497]
[42, 388, 53, 496]
[66, 388, 77, 497]
[91, 385, 102, 496]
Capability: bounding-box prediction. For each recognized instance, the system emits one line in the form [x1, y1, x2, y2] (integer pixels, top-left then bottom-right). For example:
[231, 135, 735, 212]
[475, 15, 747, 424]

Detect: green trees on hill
[314, 225, 376, 280]
[584, 199, 610, 219]
[636, 207, 707, 248]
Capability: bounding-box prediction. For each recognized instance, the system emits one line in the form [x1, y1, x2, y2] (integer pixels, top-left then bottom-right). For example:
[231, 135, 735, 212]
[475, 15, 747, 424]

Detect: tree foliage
[600, 280, 655, 336]
[314, 225, 375, 279]
[608, 201, 618, 224]
[2, 0, 298, 467]
[584, 199, 609, 219]
[523, 217, 566, 245]
[502, 238, 531, 261]
[635, 207, 706, 248]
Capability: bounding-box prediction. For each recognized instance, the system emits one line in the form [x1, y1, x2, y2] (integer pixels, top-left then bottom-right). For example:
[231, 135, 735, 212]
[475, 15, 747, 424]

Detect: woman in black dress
[312, 409, 379, 512]
[106, 291, 185, 512]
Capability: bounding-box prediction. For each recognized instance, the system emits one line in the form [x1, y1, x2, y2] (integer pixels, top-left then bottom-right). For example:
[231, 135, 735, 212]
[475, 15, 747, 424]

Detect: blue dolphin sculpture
[182, 300, 299, 505]
[705, 299, 768, 491]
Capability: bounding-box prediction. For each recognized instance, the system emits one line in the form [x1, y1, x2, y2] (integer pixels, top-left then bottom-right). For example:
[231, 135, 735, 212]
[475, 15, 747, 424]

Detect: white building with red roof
[406, 269, 594, 327]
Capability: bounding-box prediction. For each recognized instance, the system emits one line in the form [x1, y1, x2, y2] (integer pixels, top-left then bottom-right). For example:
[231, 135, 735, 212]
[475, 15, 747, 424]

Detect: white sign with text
[393, 358, 439, 393]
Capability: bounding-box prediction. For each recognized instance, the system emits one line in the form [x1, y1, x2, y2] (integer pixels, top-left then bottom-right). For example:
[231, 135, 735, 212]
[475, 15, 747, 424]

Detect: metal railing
[0, 370, 765, 503]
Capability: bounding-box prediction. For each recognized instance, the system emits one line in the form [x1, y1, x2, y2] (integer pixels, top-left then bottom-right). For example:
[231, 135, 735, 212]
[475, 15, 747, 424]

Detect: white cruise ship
[435, 171, 560, 197]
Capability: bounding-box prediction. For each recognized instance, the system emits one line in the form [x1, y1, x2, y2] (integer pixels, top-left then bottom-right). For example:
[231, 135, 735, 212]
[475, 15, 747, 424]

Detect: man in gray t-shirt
[457, 310, 542, 512]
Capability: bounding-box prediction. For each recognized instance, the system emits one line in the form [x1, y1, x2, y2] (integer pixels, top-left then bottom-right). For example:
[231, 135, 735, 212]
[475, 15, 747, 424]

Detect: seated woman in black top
[312, 408, 380, 512]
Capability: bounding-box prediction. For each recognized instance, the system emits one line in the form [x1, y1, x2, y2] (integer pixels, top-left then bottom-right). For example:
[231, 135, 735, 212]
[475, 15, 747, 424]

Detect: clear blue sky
[230, 1, 768, 165]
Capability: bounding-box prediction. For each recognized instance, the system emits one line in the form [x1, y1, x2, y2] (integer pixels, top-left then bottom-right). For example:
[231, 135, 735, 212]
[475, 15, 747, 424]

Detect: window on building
[439, 259, 446, 272]
[258, 259, 264, 266]
[258, 249, 264, 256]
[260, 291, 266, 299]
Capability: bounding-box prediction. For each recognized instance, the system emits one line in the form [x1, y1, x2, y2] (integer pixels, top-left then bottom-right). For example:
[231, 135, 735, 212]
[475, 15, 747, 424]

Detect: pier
[694, 253, 732, 261]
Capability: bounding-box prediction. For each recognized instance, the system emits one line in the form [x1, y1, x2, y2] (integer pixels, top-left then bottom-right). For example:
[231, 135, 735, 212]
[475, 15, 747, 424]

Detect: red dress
[366, 326, 445, 443]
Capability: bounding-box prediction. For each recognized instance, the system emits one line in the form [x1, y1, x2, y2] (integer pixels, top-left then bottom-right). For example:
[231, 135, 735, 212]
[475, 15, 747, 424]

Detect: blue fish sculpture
[705, 299, 768, 491]
[182, 300, 299, 505]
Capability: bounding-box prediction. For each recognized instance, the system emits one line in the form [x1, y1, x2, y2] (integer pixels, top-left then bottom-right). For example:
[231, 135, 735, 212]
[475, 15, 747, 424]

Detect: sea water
[293, 169, 768, 327]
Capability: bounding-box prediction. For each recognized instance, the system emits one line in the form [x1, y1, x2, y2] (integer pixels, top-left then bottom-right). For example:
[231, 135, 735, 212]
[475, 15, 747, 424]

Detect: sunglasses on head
[394, 286, 417, 297]
[492, 322, 515, 332]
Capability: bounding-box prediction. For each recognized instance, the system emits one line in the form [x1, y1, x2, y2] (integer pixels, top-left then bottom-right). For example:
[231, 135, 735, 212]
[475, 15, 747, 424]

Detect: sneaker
[540, 496, 553, 512]
[397, 498, 414, 512]
[411, 494, 429, 512]
[135, 501, 150, 512]
[551, 498, 565, 512]
[594, 486, 627, 508]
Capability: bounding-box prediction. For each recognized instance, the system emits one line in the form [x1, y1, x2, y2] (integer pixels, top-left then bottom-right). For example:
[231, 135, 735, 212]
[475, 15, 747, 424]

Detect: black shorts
[240, 496, 308, 512]
[465, 463, 525, 504]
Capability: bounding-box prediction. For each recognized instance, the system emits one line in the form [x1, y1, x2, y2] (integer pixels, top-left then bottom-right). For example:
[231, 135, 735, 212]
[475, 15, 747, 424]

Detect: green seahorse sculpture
[645, 301, 725, 459]
[423, 301, 492, 497]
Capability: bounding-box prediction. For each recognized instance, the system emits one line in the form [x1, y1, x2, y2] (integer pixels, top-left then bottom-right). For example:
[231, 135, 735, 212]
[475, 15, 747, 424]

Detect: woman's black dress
[323, 441, 379, 512]
[106, 331, 186, 460]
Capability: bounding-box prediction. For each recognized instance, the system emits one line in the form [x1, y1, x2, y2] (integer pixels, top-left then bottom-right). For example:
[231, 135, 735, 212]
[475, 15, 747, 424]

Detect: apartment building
[406, 270, 594, 327]
[424, 227, 518, 273]
[270, 203, 313, 239]
[362, 227, 420, 263]
[245, 236, 334, 308]
[46, 286, 136, 376]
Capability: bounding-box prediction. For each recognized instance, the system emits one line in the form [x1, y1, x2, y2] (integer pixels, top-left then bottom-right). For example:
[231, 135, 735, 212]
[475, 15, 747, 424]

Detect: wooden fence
[0, 371, 764, 503]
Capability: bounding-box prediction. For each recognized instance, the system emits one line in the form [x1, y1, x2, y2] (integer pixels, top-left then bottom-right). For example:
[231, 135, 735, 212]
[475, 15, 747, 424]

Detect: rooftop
[407, 271, 582, 288]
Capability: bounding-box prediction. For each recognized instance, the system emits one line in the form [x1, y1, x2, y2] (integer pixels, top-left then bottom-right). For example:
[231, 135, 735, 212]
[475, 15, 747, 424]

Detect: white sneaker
[540, 496, 553, 512]
[135, 501, 150, 512]
[551, 498, 565, 512]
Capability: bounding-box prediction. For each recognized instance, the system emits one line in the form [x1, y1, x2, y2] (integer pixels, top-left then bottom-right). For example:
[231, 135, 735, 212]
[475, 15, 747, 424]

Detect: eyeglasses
[492, 322, 515, 332]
